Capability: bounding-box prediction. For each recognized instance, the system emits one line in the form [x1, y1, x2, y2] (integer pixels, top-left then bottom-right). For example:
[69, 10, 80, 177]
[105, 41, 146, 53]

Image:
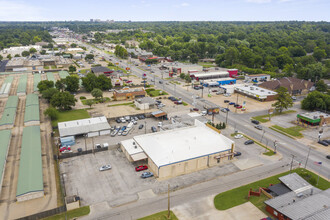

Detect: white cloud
[246, 0, 272, 3]
[173, 2, 190, 8]
[0, 1, 46, 21]
[181, 2, 190, 7]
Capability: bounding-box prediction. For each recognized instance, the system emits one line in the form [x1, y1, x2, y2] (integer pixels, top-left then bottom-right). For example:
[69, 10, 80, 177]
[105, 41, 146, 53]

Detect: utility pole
[260, 130, 265, 143]
[167, 184, 171, 219]
[274, 140, 278, 154]
[174, 84, 176, 98]
[304, 147, 311, 169]
[235, 93, 239, 113]
[225, 109, 229, 124]
[290, 154, 295, 174]
[201, 85, 204, 98]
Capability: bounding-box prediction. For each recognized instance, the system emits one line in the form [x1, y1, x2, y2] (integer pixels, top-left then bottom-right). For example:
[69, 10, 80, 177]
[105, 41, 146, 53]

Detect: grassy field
[271, 125, 304, 138]
[43, 206, 90, 220]
[198, 62, 215, 68]
[81, 97, 110, 105]
[252, 110, 296, 123]
[108, 102, 134, 107]
[138, 211, 178, 220]
[214, 168, 330, 213]
[51, 109, 90, 127]
[146, 88, 168, 97]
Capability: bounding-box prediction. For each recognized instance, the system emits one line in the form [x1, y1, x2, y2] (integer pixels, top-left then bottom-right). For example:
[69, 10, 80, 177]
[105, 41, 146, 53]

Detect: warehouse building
[113, 88, 146, 101]
[59, 70, 70, 79]
[0, 96, 19, 129]
[33, 74, 41, 92]
[58, 116, 111, 138]
[24, 94, 40, 126]
[16, 126, 44, 202]
[201, 77, 236, 87]
[235, 85, 277, 102]
[245, 74, 270, 83]
[191, 71, 229, 81]
[0, 130, 11, 196]
[17, 75, 27, 96]
[0, 76, 14, 98]
[121, 120, 235, 180]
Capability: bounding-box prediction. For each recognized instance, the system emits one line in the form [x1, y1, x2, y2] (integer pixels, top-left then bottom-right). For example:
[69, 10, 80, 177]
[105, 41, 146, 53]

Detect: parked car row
[318, 140, 330, 146]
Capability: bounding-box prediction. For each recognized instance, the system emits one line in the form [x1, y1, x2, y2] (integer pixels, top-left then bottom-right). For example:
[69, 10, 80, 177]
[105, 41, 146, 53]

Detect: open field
[51, 109, 90, 127]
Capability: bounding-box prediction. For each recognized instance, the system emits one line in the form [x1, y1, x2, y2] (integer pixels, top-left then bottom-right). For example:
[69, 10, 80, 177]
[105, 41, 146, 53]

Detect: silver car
[99, 164, 111, 171]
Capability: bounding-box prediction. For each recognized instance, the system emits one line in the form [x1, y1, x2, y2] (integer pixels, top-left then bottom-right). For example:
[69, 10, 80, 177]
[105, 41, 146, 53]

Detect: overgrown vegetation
[51, 109, 90, 127]
[145, 88, 168, 97]
[42, 206, 90, 220]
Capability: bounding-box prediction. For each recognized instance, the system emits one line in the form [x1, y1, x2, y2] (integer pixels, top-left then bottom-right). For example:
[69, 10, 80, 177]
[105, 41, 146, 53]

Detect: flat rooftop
[235, 85, 277, 98]
[133, 120, 234, 167]
[298, 111, 329, 120]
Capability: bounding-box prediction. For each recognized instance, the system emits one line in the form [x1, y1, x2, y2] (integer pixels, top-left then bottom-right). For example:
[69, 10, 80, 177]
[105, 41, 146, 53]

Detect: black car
[234, 152, 242, 157]
[159, 80, 163, 84]
[116, 118, 121, 123]
[77, 148, 83, 153]
[318, 140, 329, 146]
[138, 115, 145, 119]
[244, 140, 254, 145]
[224, 100, 230, 103]
[251, 120, 260, 125]
[151, 126, 157, 132]
[139, 124, 144, 129]
[327, 155, 330, 159]
[323, 140, 330, 144]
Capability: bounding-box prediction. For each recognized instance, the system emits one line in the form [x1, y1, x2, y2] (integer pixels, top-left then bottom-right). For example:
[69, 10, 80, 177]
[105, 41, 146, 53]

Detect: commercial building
[121, 120, 235, 179]
[24, 94, 40, 126]
[259, 77, 314, 95]
[0, 76, 14, 98]
[58, 116, 111, 138]
[191, 71, 229, 81]
[264, 173, 330, 220]
[134, 97, 156, 110]
[297, 111, 330, 126]
[245, 74, 271, 83]
[165, 63, 203, 75]
[2, 45, 42, 56]
[113, 88, 146, 101]
[0, 130, 11, 196]
[16, 126, 44, 202]
[235, 85, 277, 101]
[91, 66, 113, 76]
[0, 96, 19, 129]
[200, 77, 236, 87]
[219, 84, 247, 94]
[66, 48, 84, 54]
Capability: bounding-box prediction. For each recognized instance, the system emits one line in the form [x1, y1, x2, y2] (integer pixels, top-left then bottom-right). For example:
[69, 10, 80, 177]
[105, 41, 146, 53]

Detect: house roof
[279, 173, 312, 191]
[268, 183, 292, 196]
[259, 77, 314, 93]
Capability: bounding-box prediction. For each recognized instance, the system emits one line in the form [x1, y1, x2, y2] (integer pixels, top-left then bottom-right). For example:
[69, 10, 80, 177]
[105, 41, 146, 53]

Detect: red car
[236, 105, 242, 109]
[135, 165, 148, 172]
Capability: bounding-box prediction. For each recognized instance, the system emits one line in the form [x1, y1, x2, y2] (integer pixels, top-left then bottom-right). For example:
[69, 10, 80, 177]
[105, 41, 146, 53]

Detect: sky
[0, 0, 329, 22]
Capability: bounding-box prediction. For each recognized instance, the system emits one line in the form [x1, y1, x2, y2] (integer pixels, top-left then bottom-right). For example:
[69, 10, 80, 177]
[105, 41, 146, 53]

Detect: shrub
[80, 96, 86, 100]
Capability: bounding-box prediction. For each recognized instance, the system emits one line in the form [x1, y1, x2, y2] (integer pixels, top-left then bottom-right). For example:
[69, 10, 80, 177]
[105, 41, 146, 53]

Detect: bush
[44, 107, 59, 120]
[80, 96, 86, 100]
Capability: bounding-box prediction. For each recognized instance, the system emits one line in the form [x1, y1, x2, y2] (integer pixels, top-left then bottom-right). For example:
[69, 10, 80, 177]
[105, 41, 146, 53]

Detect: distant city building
[2, 45, 42, 56]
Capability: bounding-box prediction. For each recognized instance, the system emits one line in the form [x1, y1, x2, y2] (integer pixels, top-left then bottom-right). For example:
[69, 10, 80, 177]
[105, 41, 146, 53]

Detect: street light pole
[304, 146, 311, 169]
[290, 154, 295, 174]
[260, 130, 266, 143]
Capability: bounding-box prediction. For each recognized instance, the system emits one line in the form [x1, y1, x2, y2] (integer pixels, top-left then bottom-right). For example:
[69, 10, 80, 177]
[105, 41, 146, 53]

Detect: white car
[158, 122, 163, 127]
[234, 134, 243, 139]
[99, 164, 111, 171]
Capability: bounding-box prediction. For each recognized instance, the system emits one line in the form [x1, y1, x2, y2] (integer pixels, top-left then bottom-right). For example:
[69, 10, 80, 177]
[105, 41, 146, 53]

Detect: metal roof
[0, 76, 14, 96]
[16, 74, 27, 94]
[235, 85, 277, 99]
[279, 173, 312, 191]
[59, 70, 69, 79]
[0, 96, 19, 126]
[26, 94, 39, 107]
[46, 72, 56, 83]
[133, 120, 234, 168]
[58, 116, 110, 137]
[0, 130, 11, 189]
[16, 126, 43, 197]
[33, 74, 41, 92]
[192, 71, 229, 78]
[268, 183, 292, 196]
[24, 105, 40, 123]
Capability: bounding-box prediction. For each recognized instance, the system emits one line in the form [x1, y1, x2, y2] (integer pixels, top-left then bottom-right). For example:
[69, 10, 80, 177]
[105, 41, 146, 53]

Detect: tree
[40, 50, 46, 55]
[22, 51, 30, 57]
[82, 73, 97, 92]
[68, 65, 77, 74]
[14, 54, 20, 57]
[91, 88, 103, 101]
[96, 74, 112, 90]
[315, 80, 328, 92]
[114, 45, 128, 58]
[0, 55, 2, 61]
[179, 73, 185, 79]
[272, 87, 293, 113]
[33, 36, 42, 43]
[313, 47, 327, 61]
[55, 79, 66, 92]
[65, 75, 79, 93]
[6, 54, 11, 60]
[85, 54, 94, 60]
[42, 88, 59, 102]
[184, 74, 192, 83]
[50, 92, 76, 110]
[85, 99, 94, 108]
[29, 48, 37, 54]
[301, 91, 329, 111]
[44, 107, 59, 120]
[70, 43, 77, 48]
[37, 80, 54, 93]
[189, 53, 198, 64]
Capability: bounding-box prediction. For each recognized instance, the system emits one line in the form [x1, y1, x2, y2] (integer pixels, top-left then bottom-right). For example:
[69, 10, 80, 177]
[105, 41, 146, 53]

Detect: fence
[16, 206, 66, 220]
[57, 146, 110, 159]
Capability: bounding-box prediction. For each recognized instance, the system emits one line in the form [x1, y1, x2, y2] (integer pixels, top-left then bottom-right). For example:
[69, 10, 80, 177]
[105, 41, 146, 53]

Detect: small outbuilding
[58, 116, 111, 138]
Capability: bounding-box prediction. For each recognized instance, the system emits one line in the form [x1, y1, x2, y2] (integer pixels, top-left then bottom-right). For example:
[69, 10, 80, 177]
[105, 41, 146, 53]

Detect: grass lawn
[79, 69, 89, 74]
[51, 109, 90, 127]
[182, 101, 188, 106]
[214, 168, 330, 212]
[138, 211, 178, 220]
[51, 65, 57, 69]
[108, 64, 128, 74]
[146, 88, 168, 97]
[252, 110, 296, 123]
[81, 97, 110, 105]
[44, 66, 50, 70]
[108, 102, 133, 107]
[43, 206, 90, 220]
[271, 125, 304, 138]
[198, 62, 215, 68]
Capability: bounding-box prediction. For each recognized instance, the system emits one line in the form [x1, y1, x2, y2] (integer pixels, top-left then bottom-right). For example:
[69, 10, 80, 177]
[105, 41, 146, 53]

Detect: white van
[103, 143, 109, 148]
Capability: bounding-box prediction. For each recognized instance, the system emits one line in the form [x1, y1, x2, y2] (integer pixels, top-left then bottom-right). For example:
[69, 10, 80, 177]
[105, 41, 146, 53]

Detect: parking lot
[59, 121, 280, 207]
